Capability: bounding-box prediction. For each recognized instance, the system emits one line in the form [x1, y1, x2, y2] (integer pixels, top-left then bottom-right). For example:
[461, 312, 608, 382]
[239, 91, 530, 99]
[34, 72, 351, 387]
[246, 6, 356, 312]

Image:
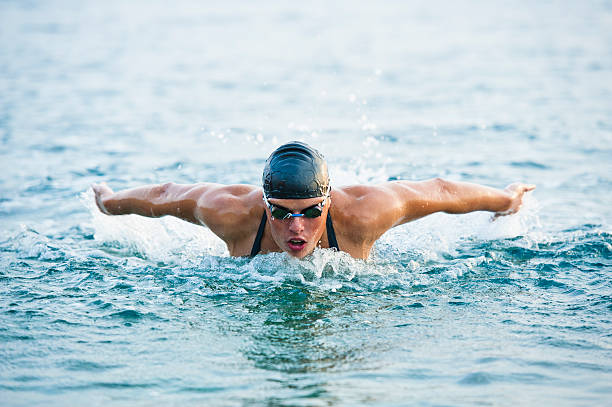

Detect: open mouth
[287, 239, 306, 251]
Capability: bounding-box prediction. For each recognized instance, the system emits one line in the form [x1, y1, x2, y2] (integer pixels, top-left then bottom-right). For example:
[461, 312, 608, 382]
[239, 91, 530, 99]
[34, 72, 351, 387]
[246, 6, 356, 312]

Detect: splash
[379, 193, 543, 258]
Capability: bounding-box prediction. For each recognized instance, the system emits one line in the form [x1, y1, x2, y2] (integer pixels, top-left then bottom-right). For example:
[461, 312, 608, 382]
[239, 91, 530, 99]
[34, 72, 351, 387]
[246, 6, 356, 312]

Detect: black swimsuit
[249, 211, 339, 257]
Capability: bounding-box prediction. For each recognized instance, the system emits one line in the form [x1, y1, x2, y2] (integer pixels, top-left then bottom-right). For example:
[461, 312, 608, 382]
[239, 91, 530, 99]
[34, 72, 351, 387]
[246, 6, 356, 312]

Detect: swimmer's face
[265, 196, 329, 259]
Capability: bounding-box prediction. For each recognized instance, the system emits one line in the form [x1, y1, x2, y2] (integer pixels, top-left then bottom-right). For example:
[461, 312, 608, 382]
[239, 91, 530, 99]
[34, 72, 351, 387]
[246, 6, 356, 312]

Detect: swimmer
[92, 141, 535, 260]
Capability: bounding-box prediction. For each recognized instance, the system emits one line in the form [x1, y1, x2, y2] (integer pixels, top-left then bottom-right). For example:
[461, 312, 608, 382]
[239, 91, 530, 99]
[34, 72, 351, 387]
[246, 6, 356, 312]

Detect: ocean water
[1, 0, 611, 406]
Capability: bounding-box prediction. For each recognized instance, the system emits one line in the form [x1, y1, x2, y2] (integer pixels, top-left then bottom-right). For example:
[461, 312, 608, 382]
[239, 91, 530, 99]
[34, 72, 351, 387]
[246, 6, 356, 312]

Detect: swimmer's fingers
[91, 182, 113, 197]
[91, 183, 113, 215]
[517, 183, 536, 193]
[491, 182, 536, 221]
[505, 182, 536, 195]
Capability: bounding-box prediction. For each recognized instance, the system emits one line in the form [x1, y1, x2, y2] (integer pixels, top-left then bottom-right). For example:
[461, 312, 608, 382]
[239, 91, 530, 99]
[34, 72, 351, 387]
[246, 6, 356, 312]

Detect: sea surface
[1, 1, 611, 406]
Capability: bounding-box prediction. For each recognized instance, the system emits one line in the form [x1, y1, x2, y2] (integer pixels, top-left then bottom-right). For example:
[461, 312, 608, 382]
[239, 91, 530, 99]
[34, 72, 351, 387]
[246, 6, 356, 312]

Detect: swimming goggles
[263, 195, 328, 220]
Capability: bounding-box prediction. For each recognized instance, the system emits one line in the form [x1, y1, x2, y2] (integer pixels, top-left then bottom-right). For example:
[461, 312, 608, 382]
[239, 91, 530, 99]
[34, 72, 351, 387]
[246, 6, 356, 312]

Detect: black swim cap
[263, 141, 330, 199]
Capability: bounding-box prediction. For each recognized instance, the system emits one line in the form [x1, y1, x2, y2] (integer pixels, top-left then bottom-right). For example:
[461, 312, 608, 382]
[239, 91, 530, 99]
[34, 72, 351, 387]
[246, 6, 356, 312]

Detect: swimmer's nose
[288, 216, 305, 233]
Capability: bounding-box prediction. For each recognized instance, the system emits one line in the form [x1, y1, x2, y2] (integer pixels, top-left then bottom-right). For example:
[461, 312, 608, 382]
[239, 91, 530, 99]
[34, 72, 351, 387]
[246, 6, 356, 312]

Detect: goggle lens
[302, 206, 323, 218]
[270, 207, 291, 219]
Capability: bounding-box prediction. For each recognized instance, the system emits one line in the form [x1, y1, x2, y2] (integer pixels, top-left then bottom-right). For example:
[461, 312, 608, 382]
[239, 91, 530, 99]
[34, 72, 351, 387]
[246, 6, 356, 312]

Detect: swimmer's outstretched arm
[92, 182, 262, 245]
[388, 179, 536, 225]
[330, 179, 535, 248]
[92, 182, 215, 224]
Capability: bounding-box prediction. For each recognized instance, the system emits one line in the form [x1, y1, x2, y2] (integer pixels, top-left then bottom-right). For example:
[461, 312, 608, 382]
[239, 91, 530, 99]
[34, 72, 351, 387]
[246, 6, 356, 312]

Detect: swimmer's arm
[387, 179, 535, 225]
[92, 182, 261, 243]
[92, 182, 220, 225]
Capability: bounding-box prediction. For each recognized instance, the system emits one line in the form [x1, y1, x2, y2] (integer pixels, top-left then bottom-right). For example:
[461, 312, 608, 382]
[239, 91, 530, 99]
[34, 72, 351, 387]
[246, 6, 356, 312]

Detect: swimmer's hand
[91, 183, 114, 215]
[492, 183, 536, 220]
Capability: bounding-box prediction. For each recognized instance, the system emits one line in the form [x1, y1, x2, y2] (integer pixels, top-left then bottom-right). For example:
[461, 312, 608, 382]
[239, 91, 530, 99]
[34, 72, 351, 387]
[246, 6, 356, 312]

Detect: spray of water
[82, 168, 542, 292]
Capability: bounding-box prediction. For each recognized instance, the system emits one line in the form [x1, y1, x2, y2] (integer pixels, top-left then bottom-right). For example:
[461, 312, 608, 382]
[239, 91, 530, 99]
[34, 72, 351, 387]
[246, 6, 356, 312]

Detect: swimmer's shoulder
[195, 185, 264, 236]
[331, 184, 404, 238]
[330, 185, 387, 226]
[332, 184, 399, 207]
[196, 184, 262, 214]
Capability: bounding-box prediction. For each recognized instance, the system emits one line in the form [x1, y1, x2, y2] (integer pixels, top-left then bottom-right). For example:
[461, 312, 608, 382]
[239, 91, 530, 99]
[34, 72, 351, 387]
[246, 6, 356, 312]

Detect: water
[1, 0, 611, 405]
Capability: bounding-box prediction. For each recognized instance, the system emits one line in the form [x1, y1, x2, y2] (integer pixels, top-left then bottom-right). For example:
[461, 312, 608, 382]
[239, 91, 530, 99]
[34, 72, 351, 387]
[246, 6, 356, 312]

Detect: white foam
[229, 248, 405, 292]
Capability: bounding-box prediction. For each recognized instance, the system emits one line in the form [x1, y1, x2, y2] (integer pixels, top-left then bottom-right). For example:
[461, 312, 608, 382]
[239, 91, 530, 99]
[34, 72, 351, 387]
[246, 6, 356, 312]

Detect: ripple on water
[458, 371, 494, 386]
[106, 309, 147, 322]
[60, 359, 123, 372]
[535, 278, 567, 289]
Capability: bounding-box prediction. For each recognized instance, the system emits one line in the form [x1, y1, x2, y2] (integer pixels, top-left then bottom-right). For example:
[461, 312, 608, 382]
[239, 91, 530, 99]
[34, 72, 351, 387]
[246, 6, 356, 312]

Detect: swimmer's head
[263, 141, 330, 199]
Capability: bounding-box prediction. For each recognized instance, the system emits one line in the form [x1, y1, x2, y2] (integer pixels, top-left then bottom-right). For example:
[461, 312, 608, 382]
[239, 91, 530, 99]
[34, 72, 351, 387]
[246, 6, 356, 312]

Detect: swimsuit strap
[326, 212, 339, 251]
[249, 211, 339, 257]
[250, 211, 267, 257]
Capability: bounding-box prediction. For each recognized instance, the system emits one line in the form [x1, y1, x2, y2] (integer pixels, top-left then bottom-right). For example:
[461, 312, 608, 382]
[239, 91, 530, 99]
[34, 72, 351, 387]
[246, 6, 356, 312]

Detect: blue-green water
[1, 1, 611, 406]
